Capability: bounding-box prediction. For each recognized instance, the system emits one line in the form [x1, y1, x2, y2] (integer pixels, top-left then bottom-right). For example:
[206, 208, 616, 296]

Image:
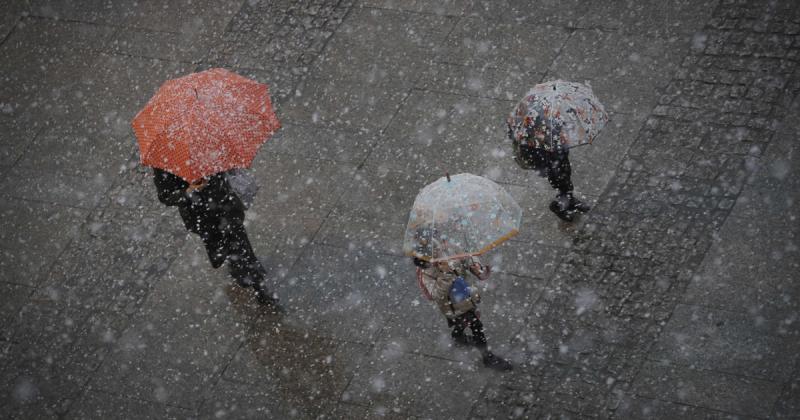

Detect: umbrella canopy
[507, 80, 608, 150]
[132, 68, 280, 182]
[403, 173, 521, 262]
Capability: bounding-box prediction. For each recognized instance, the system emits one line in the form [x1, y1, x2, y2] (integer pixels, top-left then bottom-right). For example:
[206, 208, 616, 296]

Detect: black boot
[549, 198, 575, 222]
[568, 194, 591, 213]
[253, 280, 279, 307]
[482, 351, 513, 371]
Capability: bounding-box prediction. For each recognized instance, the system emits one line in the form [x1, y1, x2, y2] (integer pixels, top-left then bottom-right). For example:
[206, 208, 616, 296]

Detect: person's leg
[200, 229, 227, 269]
[468, 313, 487, 346]
[449, 315, 469, 344]
[547, 151, 589, 219]
[225, 223, 277, 305]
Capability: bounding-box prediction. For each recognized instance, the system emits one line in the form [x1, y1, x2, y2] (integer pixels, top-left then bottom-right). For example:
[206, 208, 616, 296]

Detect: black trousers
[199, 220, 265, 287]
[450, 310, 487, 346]
[547, 150, 573, 196]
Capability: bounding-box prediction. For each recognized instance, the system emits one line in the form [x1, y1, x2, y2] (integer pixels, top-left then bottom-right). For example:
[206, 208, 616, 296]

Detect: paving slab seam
[769, 356, 800, 417]
[19, 13, 122, 29]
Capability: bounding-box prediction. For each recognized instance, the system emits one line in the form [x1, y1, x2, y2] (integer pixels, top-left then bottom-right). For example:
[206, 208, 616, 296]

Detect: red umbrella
[132, 68, 280, 182]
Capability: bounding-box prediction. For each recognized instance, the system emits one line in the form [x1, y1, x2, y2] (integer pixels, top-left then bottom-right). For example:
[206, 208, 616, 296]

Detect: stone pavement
[0, 0, 798, 418]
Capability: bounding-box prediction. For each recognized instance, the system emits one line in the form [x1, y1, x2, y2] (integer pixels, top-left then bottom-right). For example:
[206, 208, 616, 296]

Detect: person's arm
[153, 169, 189, 206]
[466, 257, 491, 281]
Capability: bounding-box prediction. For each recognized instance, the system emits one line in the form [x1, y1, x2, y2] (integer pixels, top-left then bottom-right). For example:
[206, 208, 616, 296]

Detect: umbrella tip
[446, 172, 451, 182]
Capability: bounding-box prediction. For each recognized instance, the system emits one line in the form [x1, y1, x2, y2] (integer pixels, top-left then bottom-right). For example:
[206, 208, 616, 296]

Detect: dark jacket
[153, 168, 246, 239]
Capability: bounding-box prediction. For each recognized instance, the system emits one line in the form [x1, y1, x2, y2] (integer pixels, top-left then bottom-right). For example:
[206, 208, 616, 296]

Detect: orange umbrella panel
[132, 68, 280, 182]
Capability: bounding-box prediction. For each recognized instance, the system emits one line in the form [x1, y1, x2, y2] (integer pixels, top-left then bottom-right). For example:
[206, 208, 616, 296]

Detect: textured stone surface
[0, 0, 798, 418]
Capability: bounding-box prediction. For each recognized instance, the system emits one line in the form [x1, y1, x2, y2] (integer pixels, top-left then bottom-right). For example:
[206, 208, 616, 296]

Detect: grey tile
[248, 153, 359, 218]
[0, 115, 38, 167]
[275, 245, 414, 343]
[0, 199, 88, 286]
[198, 378, 336, 419]
[342, 349, 489, 419]
[439, 17, 570, 71]
[0, 282, 33, 339]
[15, 125, 133, 180]
[106, 28, 215, 64]
[575, 0, 716, 38]
[466, 0, 591, 27]
[547, 30, 687, 115]
[359, 0, 470, 16]
[0, 165, 115, 209]
[121, 0, 235, 35]
[367, 90, 511, 177]
[218, 321, 370, 418]
[27, 0, 129, 22]
[651, 304, 799, 382]
[260, 122, 377, 164]
[614, 393, 750, 420]
[88, 241, 250, 409]
[631, 361, 783, 418]
[417, 61, 543, 102]
[65, 390, 194, 420]
[310, 6, 457, 84]
[0, 0, 25, 47]
[280, 75, 413, 132]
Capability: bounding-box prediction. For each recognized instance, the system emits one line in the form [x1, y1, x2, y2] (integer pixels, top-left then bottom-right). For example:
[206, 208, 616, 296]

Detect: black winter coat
[153, 168, 246, 237]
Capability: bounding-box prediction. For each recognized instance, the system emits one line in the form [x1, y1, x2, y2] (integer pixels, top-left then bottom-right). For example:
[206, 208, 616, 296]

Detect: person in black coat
[509, 117, 591, 222]
[153, 168, 276, 305]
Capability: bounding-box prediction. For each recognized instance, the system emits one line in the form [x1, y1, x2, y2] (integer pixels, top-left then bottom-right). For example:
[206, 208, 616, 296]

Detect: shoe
[549, 200, 575, 222]
[568, 195, 591, 213]
[482, 351, 513, 371]
[253, 282, 279, 306]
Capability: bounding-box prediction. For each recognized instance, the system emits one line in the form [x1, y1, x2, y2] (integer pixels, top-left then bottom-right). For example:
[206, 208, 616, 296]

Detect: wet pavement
[1, 0, 799, 418]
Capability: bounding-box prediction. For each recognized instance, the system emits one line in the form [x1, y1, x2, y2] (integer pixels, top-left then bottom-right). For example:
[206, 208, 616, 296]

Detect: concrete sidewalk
[1, 0, 798, 418]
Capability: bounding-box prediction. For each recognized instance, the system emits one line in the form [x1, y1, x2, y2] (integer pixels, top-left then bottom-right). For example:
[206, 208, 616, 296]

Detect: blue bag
[449, 276, 471, 303]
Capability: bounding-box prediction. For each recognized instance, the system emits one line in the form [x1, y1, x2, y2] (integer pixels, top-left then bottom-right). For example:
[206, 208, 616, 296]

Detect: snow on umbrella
[403, 173, 522, 262]
[507, 80, 608, 151]
[132, 68, 281, 182]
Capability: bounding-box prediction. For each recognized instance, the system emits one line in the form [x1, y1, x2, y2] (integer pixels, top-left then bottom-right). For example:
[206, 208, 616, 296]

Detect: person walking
[507, 81, 608, 222]
[153, 168, 277, 306]
[510, 117, 591, 222]
[414, 256, 512, 370]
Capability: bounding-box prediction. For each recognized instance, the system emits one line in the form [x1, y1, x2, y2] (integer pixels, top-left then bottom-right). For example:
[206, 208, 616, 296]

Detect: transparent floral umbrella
[507, 80, 608, 151]
[403, 173, 522, 262]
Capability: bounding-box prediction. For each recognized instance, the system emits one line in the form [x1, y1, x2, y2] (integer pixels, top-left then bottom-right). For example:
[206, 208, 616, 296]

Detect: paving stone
[631, 361, 783, 418]
[416, 61, 544, 102]
[65, 390, 194, 420]
[575, 0, 717, 38]
[465, 0, 590, 26]
[219, 318, 369, 414]
[275, 245, 414, 343]
[359, 0, 470, 16]
[247, 153, 359, 218]
[440, 17, 568, 73]
[342, 349, 489, 419]
[547, 30, 687, 116]
[651, 303, 799, 382]
[310, 6, 455, 84]
[367, 89, 511, 176]
[614, 393, 750, 419]
[0, 198, 88, 286]
[260, 122, 377, 163]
